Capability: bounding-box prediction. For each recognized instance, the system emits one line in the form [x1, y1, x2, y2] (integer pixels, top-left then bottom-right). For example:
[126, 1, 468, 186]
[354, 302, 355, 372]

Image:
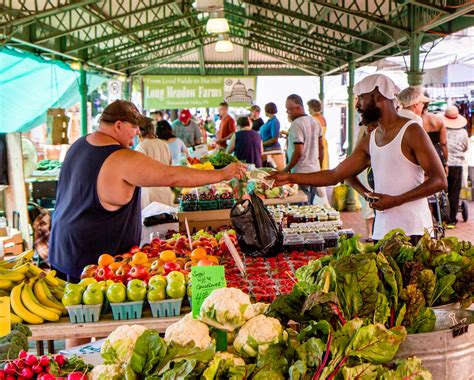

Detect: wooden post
[4, 133, 31, 247]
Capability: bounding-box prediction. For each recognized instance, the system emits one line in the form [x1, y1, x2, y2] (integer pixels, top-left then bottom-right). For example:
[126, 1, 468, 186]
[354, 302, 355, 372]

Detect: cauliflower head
[101, 324, 147, 363]
[199, 288, 254, 331]
[202, 352, 247, 379]
[88, 364, 124, 380]
[165, 313, 212, 349]
[233, 315, 288, 357]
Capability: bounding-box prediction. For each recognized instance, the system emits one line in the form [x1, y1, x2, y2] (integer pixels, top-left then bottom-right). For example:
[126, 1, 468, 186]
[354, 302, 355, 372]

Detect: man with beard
[269, 74, 447, 243]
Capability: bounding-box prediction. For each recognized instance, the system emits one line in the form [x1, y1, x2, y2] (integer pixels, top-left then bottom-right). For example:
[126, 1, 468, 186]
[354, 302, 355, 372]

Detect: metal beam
[0, 0, 99, 28]
[229, 22, 347, 65]
[243, 47, 249, 76]
[307, 0, 409, 33]
[130, 47, 201, 75]
[198, 46, 206, 76]
[238, 0, 385, 46]
[417, 2, 474, 32]
[410, 1, 450, 14]
[226, 9, 364, 57]
[33, 0, 177, 44]
[111, 34, 207, 67]
[89, 24, 204, 61]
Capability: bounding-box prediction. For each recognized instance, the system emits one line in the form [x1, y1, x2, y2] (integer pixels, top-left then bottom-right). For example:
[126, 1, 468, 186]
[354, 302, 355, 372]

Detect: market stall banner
[144, 76, 256, 109]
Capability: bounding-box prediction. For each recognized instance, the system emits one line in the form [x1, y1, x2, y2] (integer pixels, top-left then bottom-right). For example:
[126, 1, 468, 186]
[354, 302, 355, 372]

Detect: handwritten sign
[191, 266, 226, 319]
[0, 297, 11, 337]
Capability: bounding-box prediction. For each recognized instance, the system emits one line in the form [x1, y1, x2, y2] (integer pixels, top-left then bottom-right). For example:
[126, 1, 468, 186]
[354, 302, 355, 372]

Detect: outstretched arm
[270, 135, 371, 186]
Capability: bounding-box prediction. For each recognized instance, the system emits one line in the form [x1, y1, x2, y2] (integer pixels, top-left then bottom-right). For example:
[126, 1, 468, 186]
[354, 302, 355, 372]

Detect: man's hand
[267, 171, 291, 186]
[367, 192, 400, 211]
[222, 162, 247, 180]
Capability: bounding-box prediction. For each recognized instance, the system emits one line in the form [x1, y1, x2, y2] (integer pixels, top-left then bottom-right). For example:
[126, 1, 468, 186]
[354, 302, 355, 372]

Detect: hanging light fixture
[215, 34, 233, 53]
[206, 12, 229, 34]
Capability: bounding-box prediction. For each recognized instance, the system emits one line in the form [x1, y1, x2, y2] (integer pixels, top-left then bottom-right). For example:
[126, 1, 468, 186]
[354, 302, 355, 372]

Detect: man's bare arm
[270, 135, 370, 186]
[283, 143, 303, 173]
[318, 136, 324, 168]
[116, 150, 246, 188]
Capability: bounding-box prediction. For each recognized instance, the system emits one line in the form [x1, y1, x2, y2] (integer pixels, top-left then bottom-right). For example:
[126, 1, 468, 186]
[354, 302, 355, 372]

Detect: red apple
[129, 265, 148, 280]
[151, 237, 161, 245]
[129, 246, 141, 254]
[163, 262, 180, 274]
[147, 249, 160, 259]
[113, 255, 125, 263]
[95, 266, 113, 281]
[150, 260, 162, 272]
[80, 264, 98, 279]
[114, 264, 131, 283]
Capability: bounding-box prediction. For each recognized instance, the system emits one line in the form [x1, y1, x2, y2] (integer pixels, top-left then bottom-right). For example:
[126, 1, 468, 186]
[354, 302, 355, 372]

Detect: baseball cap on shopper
[179, 109, 192, 123]
[397, 86, 432, 107]
[354, 73, 400, 100]
[100, 100, 145, 127]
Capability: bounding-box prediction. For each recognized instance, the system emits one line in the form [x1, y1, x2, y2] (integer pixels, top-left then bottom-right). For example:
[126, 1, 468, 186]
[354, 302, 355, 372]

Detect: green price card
[191, 265, 226, 319]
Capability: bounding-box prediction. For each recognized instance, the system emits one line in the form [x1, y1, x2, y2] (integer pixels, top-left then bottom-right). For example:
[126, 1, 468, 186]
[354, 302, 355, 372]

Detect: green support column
[406, 32, 424, 86]
[79, 63, 88, 136]
[319, 76, 325, 112]
[345, 61, 357, 211]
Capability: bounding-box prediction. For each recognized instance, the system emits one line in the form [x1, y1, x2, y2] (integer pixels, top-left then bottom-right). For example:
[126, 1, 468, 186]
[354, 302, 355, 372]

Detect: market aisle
[340, 200, 474, 241]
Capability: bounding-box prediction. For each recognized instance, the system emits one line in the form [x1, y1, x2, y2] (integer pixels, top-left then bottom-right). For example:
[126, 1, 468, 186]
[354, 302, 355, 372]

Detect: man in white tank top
[269, 74, 447, 243]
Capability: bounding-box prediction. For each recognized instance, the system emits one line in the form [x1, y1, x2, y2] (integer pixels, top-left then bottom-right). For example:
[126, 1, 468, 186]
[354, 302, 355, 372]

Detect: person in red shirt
[216, 102, 236, 149]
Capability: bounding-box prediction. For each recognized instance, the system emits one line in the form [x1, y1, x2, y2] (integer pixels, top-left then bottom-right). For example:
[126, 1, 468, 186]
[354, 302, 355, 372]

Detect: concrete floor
[340, 200, 474, 242]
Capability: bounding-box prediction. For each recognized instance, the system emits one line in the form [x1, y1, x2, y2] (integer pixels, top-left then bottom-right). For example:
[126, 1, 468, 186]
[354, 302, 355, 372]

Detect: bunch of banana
[10, 276, 66, 324]
[0, 249, 34, 269]
[0, 262, 30, 290]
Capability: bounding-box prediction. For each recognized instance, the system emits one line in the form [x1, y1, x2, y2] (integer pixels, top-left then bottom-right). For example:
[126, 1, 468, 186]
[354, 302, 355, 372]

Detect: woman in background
[156, 120, 189, 165]
[227, 116, 263, 167]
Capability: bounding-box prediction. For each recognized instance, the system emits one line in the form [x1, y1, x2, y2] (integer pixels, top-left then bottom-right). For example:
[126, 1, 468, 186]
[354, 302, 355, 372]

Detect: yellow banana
[0, 249, 34, 268]
[51, 287, 64, 301]
[0, 271, 25, 282]
[10, 284, 44, 324]
[11, 262, 31, 274]
[21, 282, 60, 321]
[34, 278, 66, 314]
[10, 311, 22, 324]
[27, 265, 60, 287]
[55, 276, 67, 287]
[0, 279, 13, 289]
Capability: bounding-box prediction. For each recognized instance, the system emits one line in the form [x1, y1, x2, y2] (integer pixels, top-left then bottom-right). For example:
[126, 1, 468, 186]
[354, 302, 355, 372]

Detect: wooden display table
[179, 191, 308, 230]
[28, 309, 187, 355]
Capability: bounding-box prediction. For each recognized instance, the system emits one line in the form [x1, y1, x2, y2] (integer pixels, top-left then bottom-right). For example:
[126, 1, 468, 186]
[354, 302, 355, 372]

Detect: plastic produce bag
[230, 192, 283, 257]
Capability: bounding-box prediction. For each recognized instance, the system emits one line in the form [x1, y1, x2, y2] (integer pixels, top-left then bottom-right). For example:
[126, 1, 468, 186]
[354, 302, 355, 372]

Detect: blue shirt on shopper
[259, 116, 281, 151]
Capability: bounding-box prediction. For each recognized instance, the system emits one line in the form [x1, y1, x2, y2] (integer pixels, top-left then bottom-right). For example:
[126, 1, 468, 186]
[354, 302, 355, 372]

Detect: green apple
[166, 282, 186, 299]
[83, 285, 104, 305]
[167, 271, 185, 284]
[65, 283, 84, 294]
[127, 279, 147, 301]
[62, 290, 82, 306]
[78, 277, 97, 290]
[147, 286, 166, 301]
[106, 282, 126, 303]
[148, 275, 167, 288]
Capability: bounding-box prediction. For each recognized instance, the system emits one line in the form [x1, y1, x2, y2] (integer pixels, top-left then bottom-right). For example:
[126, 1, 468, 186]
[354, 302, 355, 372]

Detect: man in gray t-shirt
[285, 94, 324, 203]
[171, 109, 203, 147]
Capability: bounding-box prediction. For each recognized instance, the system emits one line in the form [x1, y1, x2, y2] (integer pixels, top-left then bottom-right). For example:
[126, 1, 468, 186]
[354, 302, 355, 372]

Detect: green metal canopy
[1, 0, 473, 77]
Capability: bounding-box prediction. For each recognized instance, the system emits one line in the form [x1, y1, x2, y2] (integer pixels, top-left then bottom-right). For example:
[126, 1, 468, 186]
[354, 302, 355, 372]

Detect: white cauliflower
[100, 324, 148, 363]
[164, 313, 212, 349]
[233, 315, 288, 357]
[88, 364, 124, 380]
[199, 288, 254, 331]
[251, 302, 269, 316]
[202, 352, 247, 379]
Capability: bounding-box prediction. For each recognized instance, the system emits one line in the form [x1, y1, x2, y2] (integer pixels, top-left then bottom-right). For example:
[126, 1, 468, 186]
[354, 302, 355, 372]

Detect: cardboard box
[178, 209, 231, 232]
[0, 228, 22, 246]
[4, 243, 23, 256]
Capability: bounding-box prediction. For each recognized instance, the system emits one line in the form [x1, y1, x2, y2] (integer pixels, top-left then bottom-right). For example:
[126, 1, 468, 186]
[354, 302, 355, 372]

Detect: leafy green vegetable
[418, 269, 436, 304]
[430, 274, 456, 306]
[408, 307, 436, 334]
[201, 352, 248, 380]
[379, 357, 432, 379]
[130, 330, 167, 376]
[341, 363, 380, 379]
[399, 284, 425, 329]
[376, 253, 399, 310]
[374, 293, 391, 325]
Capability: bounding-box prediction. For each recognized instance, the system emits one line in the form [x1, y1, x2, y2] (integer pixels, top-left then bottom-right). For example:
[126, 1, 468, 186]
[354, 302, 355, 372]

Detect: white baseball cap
[354, 73, 400, 100]
[397, 86, 432, 107]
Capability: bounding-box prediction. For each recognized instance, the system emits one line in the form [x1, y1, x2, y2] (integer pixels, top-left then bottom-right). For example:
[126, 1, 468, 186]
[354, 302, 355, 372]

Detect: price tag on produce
[191, 265, 226, 319]
[0, 297, 11, 337]
[223, 232, 246, 277]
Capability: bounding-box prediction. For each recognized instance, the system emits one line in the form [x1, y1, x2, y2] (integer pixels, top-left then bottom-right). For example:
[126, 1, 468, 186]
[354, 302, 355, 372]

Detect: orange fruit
[206, 256, 220, 265]
[98, 253, 114, 267]
[191, 248, 207, 261]
[160, 250, 176, 262]
[109, 262, 121, 271]
[131, 251, 148, 266]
